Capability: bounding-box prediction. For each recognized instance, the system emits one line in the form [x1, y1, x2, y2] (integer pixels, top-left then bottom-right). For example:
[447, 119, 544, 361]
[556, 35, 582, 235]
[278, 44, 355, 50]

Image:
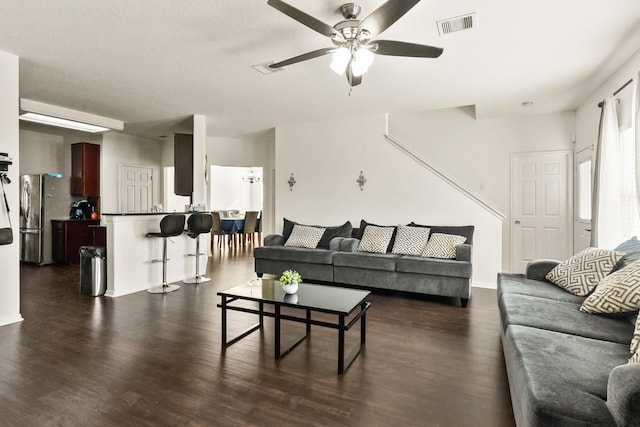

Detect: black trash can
[80, 246, 107, 296]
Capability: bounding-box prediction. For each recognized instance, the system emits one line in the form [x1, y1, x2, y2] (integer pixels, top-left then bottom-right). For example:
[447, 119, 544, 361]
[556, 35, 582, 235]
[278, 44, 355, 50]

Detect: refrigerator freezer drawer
[20, 229, 41, 264]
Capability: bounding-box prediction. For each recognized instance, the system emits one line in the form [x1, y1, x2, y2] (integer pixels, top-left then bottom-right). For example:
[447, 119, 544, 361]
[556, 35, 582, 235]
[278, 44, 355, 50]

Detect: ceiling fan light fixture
[351, 47, 374, 77]
[330, 47, 351, 75]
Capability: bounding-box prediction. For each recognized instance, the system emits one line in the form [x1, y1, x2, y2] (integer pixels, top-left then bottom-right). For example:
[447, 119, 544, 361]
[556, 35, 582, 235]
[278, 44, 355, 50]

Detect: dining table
[220, 217, 260, 247]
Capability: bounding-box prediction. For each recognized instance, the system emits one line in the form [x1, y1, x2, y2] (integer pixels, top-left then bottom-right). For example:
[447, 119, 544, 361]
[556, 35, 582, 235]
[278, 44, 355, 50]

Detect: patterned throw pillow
[630, 351, 640, 364]
[284, 224, 326, 249]
[421, 233, 466, 259]
[580, 260, 640, 314]
[391, 225, 431, 256]
[357, 225, 395, 254]
[545, 248, 623, 296]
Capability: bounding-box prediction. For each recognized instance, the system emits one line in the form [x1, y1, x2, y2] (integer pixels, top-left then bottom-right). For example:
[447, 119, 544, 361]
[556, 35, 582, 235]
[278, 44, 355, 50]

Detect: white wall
[211, 166, 263, 212]
[390, 108, 575, 270]
[19, 130, 64, 174]
[0, 49, 21, 326]
[101, 132, 163, 213]
[274, 114, 503, 287]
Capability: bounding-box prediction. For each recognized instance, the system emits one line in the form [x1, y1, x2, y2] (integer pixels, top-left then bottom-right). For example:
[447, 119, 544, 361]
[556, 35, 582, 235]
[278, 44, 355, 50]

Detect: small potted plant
[279, 269, 301, 294]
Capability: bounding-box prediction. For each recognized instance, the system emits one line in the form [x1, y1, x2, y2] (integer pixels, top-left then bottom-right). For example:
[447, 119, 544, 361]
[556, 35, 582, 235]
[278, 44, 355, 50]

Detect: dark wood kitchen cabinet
[52, 220, 102, 263]
[174, 133, 193, 196]
[71, 142, 100, 197]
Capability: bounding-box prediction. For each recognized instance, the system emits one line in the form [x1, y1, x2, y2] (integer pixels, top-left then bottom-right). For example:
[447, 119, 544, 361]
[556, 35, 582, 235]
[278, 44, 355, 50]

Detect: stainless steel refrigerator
[20, 174, 70, 264]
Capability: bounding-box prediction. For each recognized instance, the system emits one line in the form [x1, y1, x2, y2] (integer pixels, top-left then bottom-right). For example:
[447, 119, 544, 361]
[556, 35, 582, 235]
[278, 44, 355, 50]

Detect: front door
[510, 151, 572, 273]
[119, 165, 153, 213]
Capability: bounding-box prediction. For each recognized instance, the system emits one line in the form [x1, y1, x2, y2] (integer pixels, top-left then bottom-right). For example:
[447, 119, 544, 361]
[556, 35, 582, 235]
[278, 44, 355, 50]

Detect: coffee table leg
[275, 304, 281, 359]
[361, 301, 367, 346]
[306, 309, 311, 335]
[221, 295, 227, 348]
[338, 314, 345, 375]
[259, 302, 264, 327]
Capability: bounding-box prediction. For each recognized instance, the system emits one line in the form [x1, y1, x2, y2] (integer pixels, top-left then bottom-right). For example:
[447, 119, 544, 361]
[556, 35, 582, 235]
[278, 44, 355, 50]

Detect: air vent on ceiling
[437, 13, 475, 35]
[252, 61, 284, 75]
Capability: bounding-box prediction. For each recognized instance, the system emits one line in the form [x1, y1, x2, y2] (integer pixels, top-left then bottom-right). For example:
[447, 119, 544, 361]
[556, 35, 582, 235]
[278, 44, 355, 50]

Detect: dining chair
[211, 211, 229, 249]
[242, 211, 259, 246]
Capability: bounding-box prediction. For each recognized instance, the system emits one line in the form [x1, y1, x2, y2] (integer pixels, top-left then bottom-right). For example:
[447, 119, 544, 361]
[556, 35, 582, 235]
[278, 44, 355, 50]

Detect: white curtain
[591, 96, 622, 248]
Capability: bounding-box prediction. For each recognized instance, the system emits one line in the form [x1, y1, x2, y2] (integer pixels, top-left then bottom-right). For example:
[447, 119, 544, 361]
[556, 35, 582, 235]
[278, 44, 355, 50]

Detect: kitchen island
[103, 213, 210, 297]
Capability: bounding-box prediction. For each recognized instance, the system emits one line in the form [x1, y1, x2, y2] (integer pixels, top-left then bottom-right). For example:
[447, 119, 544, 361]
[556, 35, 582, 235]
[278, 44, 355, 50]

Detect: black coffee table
[218, 278, 371, 375]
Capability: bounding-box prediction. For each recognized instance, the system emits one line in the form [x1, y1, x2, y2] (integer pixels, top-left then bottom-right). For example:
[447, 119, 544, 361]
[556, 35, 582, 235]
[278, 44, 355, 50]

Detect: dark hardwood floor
[1, 245, 515, 426]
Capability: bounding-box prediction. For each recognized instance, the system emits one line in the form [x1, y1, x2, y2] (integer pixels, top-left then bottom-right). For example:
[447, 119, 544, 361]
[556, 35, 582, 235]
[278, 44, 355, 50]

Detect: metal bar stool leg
[148, 237, 181, 294]
[184, 234, 211, 284]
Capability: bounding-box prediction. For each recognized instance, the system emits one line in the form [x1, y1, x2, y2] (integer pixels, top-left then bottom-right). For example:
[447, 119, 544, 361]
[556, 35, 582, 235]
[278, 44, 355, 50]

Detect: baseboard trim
[473, 281, 497, 289]
[0, 314, 24, 326]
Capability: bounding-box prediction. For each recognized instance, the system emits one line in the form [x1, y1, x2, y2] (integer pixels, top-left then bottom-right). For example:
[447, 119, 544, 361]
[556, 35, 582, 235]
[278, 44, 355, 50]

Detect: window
[619, 126, 640, 238]
[577, 159, 592, 221]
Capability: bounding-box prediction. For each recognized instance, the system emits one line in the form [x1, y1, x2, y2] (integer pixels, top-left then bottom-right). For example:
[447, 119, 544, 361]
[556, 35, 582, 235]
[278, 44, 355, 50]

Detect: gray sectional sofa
[254, 220, 474, 307]
[498, 260, 640, 426]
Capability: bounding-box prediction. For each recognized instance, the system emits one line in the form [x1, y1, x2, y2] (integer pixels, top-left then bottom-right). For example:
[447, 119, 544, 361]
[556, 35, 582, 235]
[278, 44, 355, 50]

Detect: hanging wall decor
[357, 171, 367, 191]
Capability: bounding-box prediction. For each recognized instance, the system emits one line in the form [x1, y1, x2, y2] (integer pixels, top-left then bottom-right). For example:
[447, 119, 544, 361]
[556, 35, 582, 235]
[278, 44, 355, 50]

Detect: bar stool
[184, 213, 212, 284]
[146, 214, 185, 294]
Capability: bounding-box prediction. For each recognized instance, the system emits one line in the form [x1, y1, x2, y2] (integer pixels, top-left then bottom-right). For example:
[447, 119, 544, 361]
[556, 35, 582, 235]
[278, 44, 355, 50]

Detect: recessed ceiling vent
[437, 13, 475, 35]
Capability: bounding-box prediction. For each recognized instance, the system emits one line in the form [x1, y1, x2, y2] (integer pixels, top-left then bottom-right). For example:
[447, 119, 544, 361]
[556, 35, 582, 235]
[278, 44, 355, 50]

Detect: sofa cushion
[612, 236, 640, 273]
[284, 224, 325, 249]
[409, 223, 475, 245]
[356, 220, 397, 252]
[633, 314, 640, 354]
[503, 324, 627, 426]
[396, 256, 471, 278]
[421, 233, 466, 259]
[545, 247, 624, 296]
[358, 225, 395, 254]
[391, 225, 430, 256]
[580, 259, 640, 314]
[333, 252, 400, 272]
[497, 273, 586, 304]
[282, 218, 353, 250]
[498, 292, 634, 344]
[253, 246, 335, 265]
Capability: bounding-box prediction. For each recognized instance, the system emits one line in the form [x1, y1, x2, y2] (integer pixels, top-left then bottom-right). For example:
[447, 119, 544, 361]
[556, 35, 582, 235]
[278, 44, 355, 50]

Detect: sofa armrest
[525, 259, 561, 281]
[340, 238, 360, 252]
[456, 244, 472, 262]
[607, 363, 640, 427]
[263, 234, 285, 246]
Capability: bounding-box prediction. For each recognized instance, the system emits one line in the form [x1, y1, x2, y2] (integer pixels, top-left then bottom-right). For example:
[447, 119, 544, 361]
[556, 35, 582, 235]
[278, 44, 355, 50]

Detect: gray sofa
[254, 222, 474, 307]
[498, 260, 640, 426]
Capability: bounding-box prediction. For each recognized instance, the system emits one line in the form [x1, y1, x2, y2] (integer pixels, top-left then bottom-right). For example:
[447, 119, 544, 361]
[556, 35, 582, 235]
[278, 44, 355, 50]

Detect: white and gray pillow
[631, 314, 640, 364]
[421, 233, 466, 259]
[357, 225, 395, 254]
[580, 259, 640, 314]
[284, 224, 326, 249]
[391, 225, 431, 256]
[545, 247, 623, 296]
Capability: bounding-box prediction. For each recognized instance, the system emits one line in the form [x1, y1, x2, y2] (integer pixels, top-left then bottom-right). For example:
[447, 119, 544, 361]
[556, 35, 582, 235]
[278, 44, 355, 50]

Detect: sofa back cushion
[409, 223, 475, 245]
[282, 218, 352, 249]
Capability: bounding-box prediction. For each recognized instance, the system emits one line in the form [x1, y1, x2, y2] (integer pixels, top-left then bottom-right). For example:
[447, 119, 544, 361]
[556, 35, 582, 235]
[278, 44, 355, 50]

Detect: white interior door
[119, 165, 153, 213]
[510, 151, 573, 273]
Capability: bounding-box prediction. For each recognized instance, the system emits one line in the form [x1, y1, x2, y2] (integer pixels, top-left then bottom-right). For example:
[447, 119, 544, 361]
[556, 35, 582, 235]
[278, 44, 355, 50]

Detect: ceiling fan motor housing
[340, 3, 361, 20]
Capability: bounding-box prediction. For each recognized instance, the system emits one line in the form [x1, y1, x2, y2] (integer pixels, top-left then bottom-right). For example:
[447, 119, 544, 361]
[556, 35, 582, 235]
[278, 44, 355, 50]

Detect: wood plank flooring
[1, 246, 515, 426]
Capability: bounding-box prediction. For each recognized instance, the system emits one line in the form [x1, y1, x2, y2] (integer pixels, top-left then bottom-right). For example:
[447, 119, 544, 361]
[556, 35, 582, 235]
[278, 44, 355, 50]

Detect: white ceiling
[1, 0, 639, 139]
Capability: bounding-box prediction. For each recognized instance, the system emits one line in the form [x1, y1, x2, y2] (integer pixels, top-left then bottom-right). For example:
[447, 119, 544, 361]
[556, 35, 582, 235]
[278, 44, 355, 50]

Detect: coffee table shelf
[218, 278, 371, 375]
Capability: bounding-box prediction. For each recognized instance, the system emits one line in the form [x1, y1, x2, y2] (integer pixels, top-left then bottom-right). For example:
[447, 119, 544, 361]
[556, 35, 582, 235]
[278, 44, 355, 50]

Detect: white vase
[281, 282, 298, 294]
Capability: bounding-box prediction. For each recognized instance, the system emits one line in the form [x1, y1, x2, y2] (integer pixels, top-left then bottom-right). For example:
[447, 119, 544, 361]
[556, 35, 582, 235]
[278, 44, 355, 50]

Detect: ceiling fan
[267, 0, 443, 87]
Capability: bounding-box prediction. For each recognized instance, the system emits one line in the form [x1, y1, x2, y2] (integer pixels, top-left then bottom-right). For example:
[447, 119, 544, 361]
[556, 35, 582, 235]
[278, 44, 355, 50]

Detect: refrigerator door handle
[21, 229, 40, 234]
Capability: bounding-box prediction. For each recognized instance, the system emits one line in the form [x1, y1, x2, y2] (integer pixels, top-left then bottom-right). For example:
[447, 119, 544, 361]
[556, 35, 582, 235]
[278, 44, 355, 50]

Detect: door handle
[585, 229, 591, 232]
[515, 220, 521, 224]
[21, 229, 40, 234]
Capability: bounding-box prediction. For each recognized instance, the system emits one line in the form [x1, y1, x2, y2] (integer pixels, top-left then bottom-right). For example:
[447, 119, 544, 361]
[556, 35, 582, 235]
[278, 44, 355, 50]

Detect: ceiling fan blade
[373, 40, 443, 58]
[270, 47, 334, 69]
[358, 0, 421, 38]
[267, 0, 336, 38]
